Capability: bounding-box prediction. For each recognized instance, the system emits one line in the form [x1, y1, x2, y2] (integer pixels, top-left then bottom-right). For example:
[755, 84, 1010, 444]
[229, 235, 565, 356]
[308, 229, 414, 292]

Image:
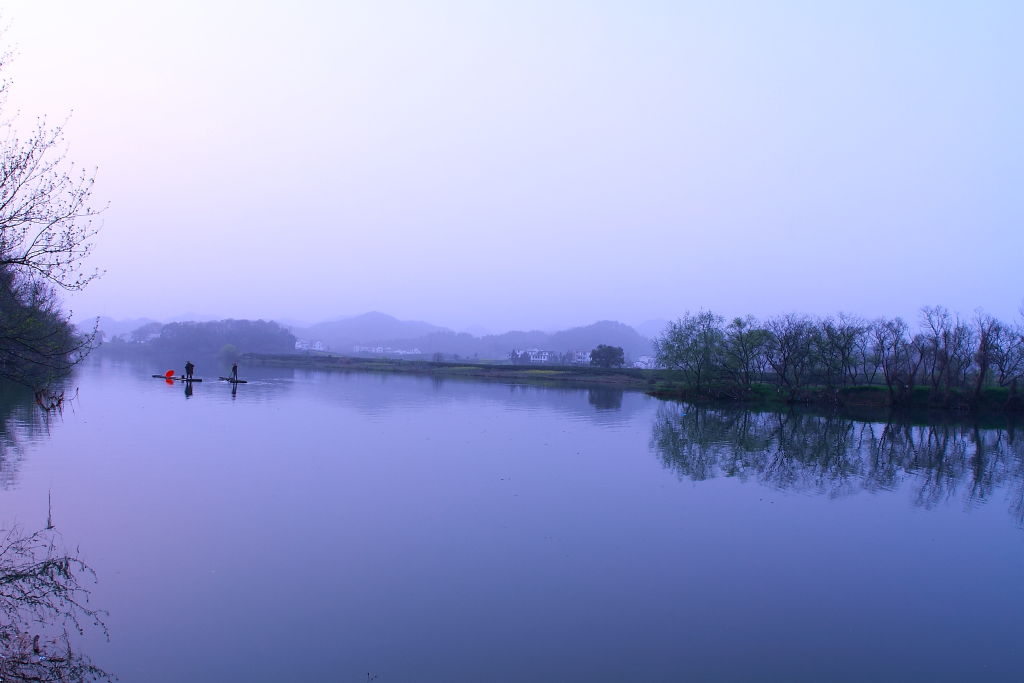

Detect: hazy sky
[5, 1, 1022, 332]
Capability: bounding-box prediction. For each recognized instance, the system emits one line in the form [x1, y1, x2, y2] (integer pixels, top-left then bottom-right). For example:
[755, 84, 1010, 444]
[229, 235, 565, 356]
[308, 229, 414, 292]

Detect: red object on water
[165, 370, 175, 378]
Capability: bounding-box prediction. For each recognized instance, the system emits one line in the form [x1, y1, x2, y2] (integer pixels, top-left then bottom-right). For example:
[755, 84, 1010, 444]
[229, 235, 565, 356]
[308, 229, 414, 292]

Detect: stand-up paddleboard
[151, 374, 203, 382]
[218, 376, 248, 384]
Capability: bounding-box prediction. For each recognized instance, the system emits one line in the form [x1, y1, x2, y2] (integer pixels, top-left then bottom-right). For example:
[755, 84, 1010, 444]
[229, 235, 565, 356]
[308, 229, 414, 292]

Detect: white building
[353, 345, 422, 356]
[510, 348, 550, 363]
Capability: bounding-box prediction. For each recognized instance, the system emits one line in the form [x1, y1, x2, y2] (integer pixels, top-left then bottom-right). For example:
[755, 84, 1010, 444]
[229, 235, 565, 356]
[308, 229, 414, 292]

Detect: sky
[3, 0, 1022, 333]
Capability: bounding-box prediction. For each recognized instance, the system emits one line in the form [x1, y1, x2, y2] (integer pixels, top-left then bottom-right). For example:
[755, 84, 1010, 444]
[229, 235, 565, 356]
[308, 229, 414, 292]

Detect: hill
[92, 311, 655, 362]
[80, 316, 160, 341]
[292, 312, 448, 350]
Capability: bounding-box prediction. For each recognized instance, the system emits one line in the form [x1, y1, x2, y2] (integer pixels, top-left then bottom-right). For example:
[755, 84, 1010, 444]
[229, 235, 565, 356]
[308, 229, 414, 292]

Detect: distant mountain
[273, 317, 316, 330]
[460, 324, 491, 337]
[167, 312, 223, 323]
[294, 311, 450, 350]
[84, 316, 160, 340]
[360, 319, 654, 361]
[635, 318, 669, 340]
[549, 321, 654, 358]
[82, 310, 655, 360]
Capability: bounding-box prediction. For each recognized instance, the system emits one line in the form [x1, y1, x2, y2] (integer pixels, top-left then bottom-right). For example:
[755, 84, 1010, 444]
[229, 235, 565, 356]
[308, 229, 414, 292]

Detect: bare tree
[972, 311, 1001, 399]
[815, 314, 865, 389]
[0, 526, 111, 682]
[721, 315, 768, 393]
[990, 317, 1024, 407]
[0, 46, 101, 387]
[918, 306, 975, 400]
[919, 305, 952, 392]
[872, 317, 914, 403]
[765, 314, 816, 399]
[855, 320, 881, 385]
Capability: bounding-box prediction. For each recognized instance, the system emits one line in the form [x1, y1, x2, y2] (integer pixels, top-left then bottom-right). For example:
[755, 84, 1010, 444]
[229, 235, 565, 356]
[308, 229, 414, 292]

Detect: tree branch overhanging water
[0, 526, 111, 682]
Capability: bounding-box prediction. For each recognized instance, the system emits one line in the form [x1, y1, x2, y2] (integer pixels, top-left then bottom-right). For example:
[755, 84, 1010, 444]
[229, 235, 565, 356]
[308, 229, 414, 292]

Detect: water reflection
[651, 403, 1024, 523]
[0, 385, 59, 490]
[587, 387, 623, 411]
[0, 527, 111, 681]
[289, 368, 647, 427]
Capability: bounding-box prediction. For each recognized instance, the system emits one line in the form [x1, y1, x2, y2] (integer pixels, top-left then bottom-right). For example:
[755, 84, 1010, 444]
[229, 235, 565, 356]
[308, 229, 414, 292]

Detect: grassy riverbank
[242, 353, 1022, 420]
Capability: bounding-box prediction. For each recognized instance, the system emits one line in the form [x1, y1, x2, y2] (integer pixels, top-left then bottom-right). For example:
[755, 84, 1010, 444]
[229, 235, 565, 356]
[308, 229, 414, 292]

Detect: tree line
[107, 319, 297, 357]
[654, 307, 1024, 408]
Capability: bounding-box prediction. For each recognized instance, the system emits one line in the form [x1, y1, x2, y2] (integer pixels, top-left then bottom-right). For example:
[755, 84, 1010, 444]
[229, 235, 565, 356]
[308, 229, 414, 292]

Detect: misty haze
[0, 2, 1022, 682]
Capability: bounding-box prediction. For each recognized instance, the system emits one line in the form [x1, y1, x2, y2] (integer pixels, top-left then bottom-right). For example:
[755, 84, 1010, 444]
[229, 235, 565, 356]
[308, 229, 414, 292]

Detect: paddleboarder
[185, 360, 194, 379]
[231, 361, 238, 381]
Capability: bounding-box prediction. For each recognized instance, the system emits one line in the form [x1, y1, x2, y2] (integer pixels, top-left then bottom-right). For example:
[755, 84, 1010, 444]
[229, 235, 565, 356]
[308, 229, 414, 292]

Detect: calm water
[1, 356, 1023, 682]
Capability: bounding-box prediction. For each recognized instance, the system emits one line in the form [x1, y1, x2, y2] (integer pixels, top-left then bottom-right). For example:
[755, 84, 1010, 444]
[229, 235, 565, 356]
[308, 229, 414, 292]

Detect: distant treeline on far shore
[653, 306, 1023, 411]
[103, 319, 295, 358]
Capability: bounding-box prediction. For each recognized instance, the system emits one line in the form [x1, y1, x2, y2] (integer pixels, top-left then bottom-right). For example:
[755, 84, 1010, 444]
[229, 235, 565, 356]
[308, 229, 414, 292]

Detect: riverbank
[242, 352, 1022, 422]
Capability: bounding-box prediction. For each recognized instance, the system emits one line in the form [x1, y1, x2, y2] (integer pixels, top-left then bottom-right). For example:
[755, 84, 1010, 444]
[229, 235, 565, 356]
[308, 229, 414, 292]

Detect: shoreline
[242, 352, 1022, 426]
[242, 352, 656, 388]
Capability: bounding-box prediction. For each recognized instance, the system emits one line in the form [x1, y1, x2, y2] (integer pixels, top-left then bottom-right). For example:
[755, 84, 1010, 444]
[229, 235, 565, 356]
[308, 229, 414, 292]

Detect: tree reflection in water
[0, 383, 75, 491]
[587, 387, 623, 411]
[651, 403, 1024, 523]
[0, 528, 111, 682]
[0, 394, 43, 490]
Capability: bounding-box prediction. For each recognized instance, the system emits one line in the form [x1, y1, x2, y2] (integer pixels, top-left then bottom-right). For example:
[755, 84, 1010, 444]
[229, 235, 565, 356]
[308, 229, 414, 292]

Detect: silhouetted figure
[231, 362, 238, 381]
[184, 381, 193, 398]
[185, 360, 194, 379]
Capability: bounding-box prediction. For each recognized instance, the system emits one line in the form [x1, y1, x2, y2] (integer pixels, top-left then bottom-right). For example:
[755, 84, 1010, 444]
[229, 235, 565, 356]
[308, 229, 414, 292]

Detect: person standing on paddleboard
[231, 362, 238, 381]
[185, 360, 194, 379]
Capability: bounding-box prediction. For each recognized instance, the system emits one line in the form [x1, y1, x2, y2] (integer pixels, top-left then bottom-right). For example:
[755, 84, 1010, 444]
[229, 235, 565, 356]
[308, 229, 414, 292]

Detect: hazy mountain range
[296, 311, 447, 343]
[291, 312, 656, 359]
[87, 311, 662, 360]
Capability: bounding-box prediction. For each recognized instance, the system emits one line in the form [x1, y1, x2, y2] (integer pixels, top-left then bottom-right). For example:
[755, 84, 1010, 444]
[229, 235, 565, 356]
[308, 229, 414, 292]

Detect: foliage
[590, 344, 625, 368]
[0, 267, 92, 387]
[131, 319, 296, 356]
[721, 315, 769, 392]
[654, 311, 724, 389]
[652, 306, 1024, 408]
[0, 45, 100, 388]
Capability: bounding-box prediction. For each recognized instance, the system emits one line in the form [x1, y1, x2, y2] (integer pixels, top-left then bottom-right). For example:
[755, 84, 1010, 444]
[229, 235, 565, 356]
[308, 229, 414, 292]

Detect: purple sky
[6, 1, 1022, 333]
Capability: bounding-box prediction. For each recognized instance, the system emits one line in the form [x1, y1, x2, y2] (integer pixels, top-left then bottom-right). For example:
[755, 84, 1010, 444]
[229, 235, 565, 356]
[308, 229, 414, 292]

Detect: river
[1, 355, 1022, 682]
